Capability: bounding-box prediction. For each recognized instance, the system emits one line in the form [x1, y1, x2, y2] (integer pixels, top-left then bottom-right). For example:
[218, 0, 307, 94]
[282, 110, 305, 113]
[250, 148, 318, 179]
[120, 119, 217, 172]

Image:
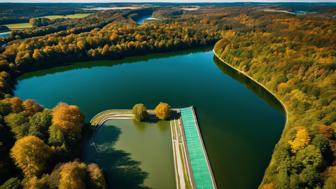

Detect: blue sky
[0, 0, 335, 2]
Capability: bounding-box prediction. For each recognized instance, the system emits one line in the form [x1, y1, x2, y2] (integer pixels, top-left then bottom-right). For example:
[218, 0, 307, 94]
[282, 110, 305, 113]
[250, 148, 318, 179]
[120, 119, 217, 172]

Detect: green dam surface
[15, 49, 285, 189]
[180, 107, 215, 189]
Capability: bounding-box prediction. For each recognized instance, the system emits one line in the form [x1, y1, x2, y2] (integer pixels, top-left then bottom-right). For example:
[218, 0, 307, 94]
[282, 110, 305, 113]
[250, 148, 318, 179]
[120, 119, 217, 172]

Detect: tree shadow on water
[83, 125, 150, 189]
[213, 56, 284, 112]
[136, 110, 181, 124]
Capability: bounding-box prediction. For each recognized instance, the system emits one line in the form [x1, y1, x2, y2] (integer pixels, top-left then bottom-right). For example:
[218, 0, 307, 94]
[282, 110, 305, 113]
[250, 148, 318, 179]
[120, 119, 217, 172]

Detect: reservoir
[15, 49, 285, 189]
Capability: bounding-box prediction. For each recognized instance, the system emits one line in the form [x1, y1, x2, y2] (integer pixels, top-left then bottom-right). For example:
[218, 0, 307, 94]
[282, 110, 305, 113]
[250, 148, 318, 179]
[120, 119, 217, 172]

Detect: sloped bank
[213, 41, 290, 189]
[214, 35, 336, 188]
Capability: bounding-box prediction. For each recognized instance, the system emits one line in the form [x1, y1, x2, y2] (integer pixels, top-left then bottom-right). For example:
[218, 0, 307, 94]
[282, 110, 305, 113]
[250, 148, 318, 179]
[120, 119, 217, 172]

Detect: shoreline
[213, 48, 289, 131]
[213, 48, 290, 187]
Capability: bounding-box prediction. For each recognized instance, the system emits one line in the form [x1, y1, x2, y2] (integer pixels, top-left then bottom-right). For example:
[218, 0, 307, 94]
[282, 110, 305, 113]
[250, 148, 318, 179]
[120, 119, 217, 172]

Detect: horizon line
[1, 0, 336, 3]
[1, 1, 336, 3]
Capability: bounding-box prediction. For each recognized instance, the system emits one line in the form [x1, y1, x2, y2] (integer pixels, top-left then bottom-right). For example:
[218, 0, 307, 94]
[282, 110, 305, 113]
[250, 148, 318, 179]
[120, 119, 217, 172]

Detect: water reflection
[213, 56, 284, 112]
[83, 124, 149, 189]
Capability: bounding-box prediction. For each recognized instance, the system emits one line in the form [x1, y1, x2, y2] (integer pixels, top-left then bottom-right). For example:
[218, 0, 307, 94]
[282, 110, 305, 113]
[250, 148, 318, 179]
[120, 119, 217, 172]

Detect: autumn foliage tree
[87, 163, 106, 189]
[10, 136, 52, 177]
[154, 102, 171, 120]
[49, 103, 84, 155]
[4, 97, 23, 113]
[24, 176, 49, 189]
[59, 161, 87, 189]
[132, 103, 148, 121]
[22, 99, 43, 116]
[288, 127, 311, 153]
[51, 103, 84, 134]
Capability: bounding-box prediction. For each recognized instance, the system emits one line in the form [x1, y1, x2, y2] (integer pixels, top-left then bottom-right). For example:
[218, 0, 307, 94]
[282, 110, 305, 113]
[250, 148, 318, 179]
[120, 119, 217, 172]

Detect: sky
[0, 0, 335, 3]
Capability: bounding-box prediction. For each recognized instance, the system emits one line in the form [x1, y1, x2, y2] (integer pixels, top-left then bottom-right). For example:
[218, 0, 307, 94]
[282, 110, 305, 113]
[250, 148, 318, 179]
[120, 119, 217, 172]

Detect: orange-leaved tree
[154, 102, 171, 120]
[51, 102, 84, 134]
[22, 99, 43, 116]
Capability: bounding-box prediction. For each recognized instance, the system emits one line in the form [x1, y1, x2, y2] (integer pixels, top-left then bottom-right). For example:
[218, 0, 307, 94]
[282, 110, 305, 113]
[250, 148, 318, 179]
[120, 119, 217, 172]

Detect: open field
[2, 13, 90, 31]
[42, 13, 91, 20]
[4, 22, 32, 30]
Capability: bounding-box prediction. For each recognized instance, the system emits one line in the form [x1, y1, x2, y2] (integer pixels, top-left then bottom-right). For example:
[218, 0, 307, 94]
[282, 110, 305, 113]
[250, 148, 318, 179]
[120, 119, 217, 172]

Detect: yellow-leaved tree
[24, 176, 49, 189]
[288, 127, 310, 153]
[59, 161, 87, 189]
[10, 136, 52, 177]
[132, 103, 148, 121]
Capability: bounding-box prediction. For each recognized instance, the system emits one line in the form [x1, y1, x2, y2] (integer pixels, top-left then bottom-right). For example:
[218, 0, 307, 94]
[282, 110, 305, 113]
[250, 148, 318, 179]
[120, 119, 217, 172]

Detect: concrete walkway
[90, 109, 134, 126]
[170, 117, 195, 189]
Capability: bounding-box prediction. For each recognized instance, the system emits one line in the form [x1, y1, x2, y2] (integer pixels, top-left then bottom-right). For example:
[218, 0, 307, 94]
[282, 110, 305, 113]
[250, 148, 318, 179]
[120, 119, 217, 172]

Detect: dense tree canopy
[22, 99, 43, 116]
[52, 103, 84, 134]
[214, 9, 336, 188]
[0, 4, 335, 188]
[10, 136, 52, 177]
[59, 161, 87, 189]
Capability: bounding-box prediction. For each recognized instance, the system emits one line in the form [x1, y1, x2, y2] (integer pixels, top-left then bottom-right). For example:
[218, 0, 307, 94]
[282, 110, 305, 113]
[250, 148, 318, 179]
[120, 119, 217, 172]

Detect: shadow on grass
[82, 125, 150, 189]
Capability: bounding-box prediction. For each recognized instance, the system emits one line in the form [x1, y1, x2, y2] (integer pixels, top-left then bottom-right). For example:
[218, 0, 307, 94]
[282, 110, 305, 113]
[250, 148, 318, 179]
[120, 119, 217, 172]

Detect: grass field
[3, 13, 90, 30]
[4, 23, 32, 30]
[42, 13, 90, 20]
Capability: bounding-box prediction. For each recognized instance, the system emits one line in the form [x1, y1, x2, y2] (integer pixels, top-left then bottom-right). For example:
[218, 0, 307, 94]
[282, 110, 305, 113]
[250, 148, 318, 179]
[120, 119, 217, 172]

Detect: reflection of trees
[83, 125, 149, 189]
[18, 47, 210, 80]
[213, 56, 284, 112]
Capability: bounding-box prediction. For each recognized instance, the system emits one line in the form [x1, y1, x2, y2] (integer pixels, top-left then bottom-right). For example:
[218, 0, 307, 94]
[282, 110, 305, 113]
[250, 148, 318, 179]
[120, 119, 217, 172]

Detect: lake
[0, 31, 10, 38]
[135, 16, 157, 24]
[15, 49, 285, 189]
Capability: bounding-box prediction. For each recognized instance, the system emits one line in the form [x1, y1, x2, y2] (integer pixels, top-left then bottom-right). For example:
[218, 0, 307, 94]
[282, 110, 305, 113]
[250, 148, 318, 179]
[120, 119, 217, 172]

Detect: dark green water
[15, 49, 285, 189]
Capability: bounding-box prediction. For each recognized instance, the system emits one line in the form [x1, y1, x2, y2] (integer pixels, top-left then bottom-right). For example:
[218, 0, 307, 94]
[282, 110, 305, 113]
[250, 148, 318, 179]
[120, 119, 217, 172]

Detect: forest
[0, 6, 224, 189]
[0, 3, 93, 25]
[214, 9, 336, 189]
[0, 4, 335, 189]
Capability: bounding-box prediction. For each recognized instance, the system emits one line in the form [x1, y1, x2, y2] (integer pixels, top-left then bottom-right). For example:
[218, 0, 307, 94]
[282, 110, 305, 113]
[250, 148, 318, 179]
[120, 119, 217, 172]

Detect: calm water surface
[15, 50, 285, 189]
[135, 15, 155, 24]
[83, 119, 174, 189]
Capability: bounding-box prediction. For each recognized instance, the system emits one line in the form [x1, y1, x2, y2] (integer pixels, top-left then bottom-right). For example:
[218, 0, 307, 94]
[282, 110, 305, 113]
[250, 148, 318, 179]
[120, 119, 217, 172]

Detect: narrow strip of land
[90, 109, 133, 126]
[180, 107, 217, 189]
[170, 117, 194, 189]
